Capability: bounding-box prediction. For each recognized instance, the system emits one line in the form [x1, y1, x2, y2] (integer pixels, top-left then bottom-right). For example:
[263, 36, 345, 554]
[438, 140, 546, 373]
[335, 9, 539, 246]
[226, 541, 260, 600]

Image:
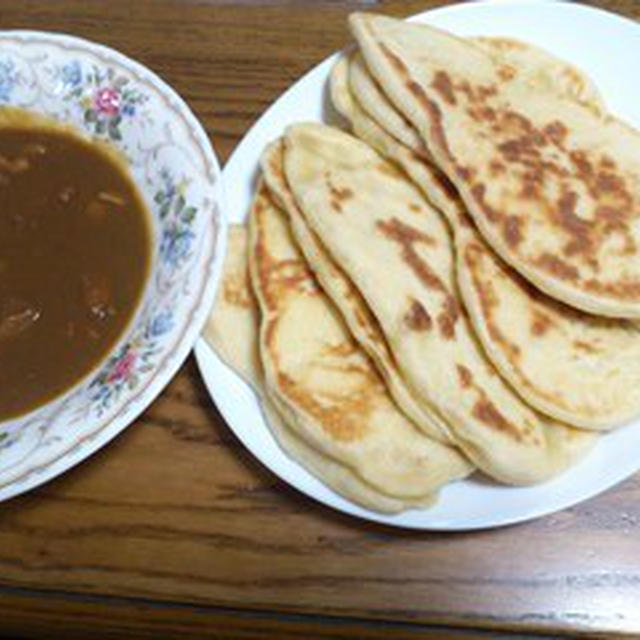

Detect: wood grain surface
[2, 1, 640, 638]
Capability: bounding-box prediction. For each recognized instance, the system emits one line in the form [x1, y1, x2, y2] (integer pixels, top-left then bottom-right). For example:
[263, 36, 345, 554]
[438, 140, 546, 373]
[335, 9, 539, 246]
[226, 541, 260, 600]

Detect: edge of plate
[194, 0, 640, 530]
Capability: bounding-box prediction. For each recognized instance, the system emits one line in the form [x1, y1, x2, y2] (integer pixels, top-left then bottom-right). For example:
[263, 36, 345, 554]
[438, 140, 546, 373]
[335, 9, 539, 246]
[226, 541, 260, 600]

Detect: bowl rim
[0, 28, 227, 500]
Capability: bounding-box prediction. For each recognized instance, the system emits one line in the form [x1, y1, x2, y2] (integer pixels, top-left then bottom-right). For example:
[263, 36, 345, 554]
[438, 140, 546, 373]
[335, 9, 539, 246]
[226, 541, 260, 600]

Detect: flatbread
[331, 52, 467, 232]
[260, 138, 453, 443]
[334, 44, 640, 429]
[284, 122, 595, 484]
[203, 225, 429, 513]
[458, 238, 640, 429]
[248, 179, 472, 499]
[472, 36, 605, 116]
[350, 13, 640, 318]
[348, 37, 605, 161]
[349, 52, 431, 160]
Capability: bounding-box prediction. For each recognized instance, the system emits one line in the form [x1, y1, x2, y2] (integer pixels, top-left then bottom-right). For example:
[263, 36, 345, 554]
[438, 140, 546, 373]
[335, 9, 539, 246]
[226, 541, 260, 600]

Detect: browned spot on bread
[543, 121, 568, 145]
[556, 189, 592, 257]
[454, 79, 497, 103]
[323, 342, 358, 357]
[564, 152, 635, 261]
[500, 109, 538, 136]
[404, 298, 432, 331]
[377, 162, 403, 179]
[325, 177, 354, 214]
[252, 192, 319, 310]
[572, 151, 631, 201]
[595, 171, 626, 195]
[437, 295, 460, 340]
[472, 396, 521, 440]
[276, 371, 372, 443]
[223, 274, 252, 309]
[463, 241, 521, 361]
[405, 79, 455, 165]
[534, 253, 579, 281]
[498, 134, 545, 162]
[264, 317, 279, 356]
[376, 218, 443, 292]
[504, 216, 522, 248]
[471, 183, 500, 222]
[353, 307, 367, 328]
[269, 159, 283, 180]
[253, 221, 277, 311]
[465, 242, 494, 291]
[584, 277, 640, 299]
[456, 364, 473, 389]
[478, 84, 498, 100]
[468, 106, 497, 123]
[530, 310, 554, 336]
[573, 339, 599, 354]
[497, 65, 516, 81]
[489, 159, 505, 176]
[431, 70, 456, 106]
[456, 166, 475, 182]
[377, 217, 437, 248]
[409, 202, 421, 213]
[596, 206, 636, 253]
[329, 182, 353, 203]
[520, 173, 541, 199]
[570, 150, 593, 178]
[377, 217, 461, 340]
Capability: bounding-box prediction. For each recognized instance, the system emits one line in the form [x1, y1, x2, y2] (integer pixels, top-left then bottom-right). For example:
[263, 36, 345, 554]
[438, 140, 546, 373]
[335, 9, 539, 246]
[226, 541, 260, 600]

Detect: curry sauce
[0, 117, 151, 420]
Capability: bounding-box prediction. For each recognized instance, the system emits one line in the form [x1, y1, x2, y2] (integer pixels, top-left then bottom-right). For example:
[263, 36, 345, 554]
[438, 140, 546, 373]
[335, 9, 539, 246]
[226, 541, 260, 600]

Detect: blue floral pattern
[84, 166, 198, 413]
[156, 168, 198, 269]
[149, 311, 174, 338]
[0, 58, 18, 101]
[61, 60, 82, 88]
[0, 33, 220, 499]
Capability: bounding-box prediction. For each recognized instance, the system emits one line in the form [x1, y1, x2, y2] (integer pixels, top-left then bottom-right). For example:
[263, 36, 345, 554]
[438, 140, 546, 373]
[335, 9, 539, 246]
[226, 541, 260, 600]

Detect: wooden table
[2, 1, 640, 637]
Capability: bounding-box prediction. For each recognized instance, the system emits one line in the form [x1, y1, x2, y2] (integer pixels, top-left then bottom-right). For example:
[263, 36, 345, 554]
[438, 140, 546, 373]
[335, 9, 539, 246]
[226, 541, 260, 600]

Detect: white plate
[195, 0, 640, 529]
[0, 32, 225, 502]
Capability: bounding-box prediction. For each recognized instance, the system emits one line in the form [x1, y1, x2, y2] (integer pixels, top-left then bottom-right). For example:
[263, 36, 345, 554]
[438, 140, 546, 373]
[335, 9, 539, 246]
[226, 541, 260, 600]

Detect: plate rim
[195, 0, 640, 530]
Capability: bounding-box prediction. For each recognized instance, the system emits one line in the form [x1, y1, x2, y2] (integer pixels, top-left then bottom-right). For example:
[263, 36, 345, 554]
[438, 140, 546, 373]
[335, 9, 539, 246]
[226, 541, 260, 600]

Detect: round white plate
[195, 0, 640, 529]
[0, 32, 225, 502]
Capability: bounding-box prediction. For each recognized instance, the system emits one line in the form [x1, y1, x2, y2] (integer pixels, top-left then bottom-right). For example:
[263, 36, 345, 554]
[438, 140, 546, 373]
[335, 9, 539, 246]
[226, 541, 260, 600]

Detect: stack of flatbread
[204, 13, 640, 513]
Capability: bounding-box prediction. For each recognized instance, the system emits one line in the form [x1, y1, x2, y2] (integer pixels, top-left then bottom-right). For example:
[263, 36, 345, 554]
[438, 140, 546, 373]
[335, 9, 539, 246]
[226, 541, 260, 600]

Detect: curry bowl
[0, 31, 225, 500]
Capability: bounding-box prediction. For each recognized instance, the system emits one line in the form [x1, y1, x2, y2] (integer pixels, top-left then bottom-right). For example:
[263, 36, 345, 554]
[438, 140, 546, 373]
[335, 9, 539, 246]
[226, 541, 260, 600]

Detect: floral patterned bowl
[0, 31, 225, 501]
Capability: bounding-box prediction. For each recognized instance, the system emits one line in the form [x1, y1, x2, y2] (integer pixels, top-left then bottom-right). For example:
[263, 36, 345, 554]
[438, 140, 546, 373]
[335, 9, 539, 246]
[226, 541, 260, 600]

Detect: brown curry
[0, 115, 151, 421]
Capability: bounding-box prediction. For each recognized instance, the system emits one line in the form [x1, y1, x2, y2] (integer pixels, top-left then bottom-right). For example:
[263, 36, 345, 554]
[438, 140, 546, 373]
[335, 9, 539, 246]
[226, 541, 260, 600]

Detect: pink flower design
[107, 350, 136, 383]
[94, 87, 121, 115]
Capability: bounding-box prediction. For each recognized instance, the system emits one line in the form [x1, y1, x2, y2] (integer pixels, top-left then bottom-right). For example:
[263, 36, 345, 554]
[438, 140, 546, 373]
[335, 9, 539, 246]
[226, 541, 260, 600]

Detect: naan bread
[458, 240, 640, 429]
[349, 52, 431, 160]
[472, 37, 605, 116]
[260, 138, 453, 444]
[334, 43, 640, 429]
[203, 226, 427, 513]
[350, 13, 640, 318]
[284, 123, 594, 484]
[331, 52, 466, 231]
[348, 37, 605, 161]
[248, 180, 472, 499]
